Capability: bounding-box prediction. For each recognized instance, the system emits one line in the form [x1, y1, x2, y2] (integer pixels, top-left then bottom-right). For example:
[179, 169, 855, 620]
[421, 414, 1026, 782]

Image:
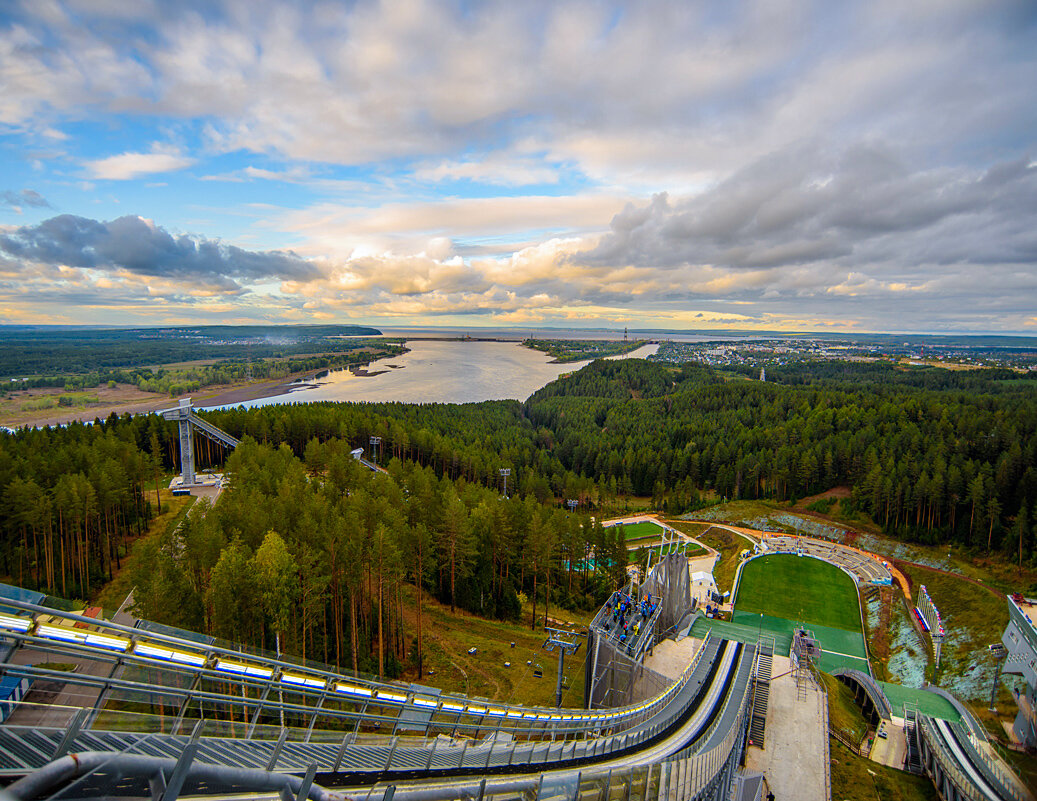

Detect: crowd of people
[601, 589, 659, 652]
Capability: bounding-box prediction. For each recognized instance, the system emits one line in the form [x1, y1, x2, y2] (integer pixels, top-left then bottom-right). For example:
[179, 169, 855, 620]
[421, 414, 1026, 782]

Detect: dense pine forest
[1, 357, 1035, 676]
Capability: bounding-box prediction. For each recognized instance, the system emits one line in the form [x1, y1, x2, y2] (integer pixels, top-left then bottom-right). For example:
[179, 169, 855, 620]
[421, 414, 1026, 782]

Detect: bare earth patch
[798, 486, 853, 504]
[0, 383, 169, 428]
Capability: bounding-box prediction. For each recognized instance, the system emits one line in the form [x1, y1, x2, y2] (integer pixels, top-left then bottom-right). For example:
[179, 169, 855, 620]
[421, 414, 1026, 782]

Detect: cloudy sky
[1, 0, 1035, 333]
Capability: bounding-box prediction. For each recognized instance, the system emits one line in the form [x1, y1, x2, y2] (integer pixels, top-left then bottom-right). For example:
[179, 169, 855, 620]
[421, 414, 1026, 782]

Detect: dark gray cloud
[587, 144, 1037, 272]
[0, 214, 322, 286]
[1, 189, 51, 209]
[0, 288, 163, 307]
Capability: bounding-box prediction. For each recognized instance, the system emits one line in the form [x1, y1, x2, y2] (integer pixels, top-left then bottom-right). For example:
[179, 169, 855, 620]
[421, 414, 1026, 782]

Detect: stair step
[749, 659, 772, 750]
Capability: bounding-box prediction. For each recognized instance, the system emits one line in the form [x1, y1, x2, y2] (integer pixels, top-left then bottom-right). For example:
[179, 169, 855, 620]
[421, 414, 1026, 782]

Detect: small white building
[690, 571, 717, 605]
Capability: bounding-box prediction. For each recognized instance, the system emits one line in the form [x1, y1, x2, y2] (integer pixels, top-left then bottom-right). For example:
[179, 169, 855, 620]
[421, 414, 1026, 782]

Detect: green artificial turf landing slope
[735, 553, 862, 632]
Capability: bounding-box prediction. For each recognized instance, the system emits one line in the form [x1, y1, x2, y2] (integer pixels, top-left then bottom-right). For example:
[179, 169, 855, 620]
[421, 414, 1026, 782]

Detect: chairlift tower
[499, 468, 511, 498]
[369, 435, 382, 464]
[543, 627, 585, 708]
[567, 499, 578, 513]
[160, 398, 240, 487]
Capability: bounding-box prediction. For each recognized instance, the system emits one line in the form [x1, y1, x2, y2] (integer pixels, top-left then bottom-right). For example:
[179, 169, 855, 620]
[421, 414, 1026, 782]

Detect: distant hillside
[0, 324, 383, 377]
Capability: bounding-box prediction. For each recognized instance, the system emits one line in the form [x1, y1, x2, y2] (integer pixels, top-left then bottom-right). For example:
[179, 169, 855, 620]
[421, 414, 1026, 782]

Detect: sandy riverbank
[0, 370, 331, 430]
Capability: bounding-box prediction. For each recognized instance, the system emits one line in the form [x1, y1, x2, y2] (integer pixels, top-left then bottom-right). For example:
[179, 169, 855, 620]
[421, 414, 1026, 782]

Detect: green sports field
[612, 520, 665, 541]
[732, 553, 868, 673]
[736, 553, 862, 631]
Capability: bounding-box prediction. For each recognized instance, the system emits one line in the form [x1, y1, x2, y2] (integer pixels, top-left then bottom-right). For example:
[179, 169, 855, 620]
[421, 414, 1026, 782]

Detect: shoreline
[0, 359, 406, 430]
[0, 339, 578, 429]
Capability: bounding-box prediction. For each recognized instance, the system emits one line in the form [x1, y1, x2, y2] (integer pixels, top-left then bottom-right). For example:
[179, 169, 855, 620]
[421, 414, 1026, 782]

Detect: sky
[0, 0, 1035, 334]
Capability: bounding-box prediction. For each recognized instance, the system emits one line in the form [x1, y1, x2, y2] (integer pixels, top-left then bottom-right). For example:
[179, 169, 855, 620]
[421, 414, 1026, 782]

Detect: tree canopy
[1, 356, 1034, 677]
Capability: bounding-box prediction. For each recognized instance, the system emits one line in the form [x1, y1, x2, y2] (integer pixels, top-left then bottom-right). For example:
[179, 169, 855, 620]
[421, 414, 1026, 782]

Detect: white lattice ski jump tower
[160, 398, 240, 487]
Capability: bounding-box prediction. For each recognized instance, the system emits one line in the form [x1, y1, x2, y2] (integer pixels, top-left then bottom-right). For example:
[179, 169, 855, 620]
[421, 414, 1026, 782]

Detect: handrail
[918, 716, 985, 801]
[829, 726, 863, 756]
[0, 596, 769, 801]
[0, 596, 690, 739]
[957, 723, 1033, 801]
[0, 629, 747, 780]
[0, 639, 760, 801]
[678, 656, 753, 798]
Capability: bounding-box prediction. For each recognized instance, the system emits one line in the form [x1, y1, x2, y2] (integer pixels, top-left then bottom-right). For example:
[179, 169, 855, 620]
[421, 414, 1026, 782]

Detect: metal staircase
[902, 705, 923, 774]
[748, 638, 773, 748]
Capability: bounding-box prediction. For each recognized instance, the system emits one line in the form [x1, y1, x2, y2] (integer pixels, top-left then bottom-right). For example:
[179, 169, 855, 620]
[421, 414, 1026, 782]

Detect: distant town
[650, 338, 1037, 372]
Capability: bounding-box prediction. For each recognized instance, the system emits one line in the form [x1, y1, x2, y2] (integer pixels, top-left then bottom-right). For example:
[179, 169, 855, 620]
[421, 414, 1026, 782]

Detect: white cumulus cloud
[84, 146, 196, 180]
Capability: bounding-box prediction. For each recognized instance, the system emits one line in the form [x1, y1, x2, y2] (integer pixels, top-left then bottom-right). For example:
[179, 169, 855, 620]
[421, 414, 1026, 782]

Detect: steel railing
[0, 595, 764, 801]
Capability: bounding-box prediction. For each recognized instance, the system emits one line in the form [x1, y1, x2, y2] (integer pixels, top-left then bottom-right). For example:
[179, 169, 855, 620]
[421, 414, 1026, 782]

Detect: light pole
[543, 627, 585, 708]
[989, 643, 1008, 711]
[499, 468, 511, 498]
[369, 435, 381, 464]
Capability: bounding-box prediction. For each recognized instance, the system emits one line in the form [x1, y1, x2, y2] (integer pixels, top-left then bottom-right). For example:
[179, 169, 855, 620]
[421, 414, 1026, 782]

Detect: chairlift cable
[558, 643, 590, 708]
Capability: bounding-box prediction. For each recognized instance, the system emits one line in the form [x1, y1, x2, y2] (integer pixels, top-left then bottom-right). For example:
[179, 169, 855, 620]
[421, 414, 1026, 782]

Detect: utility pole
[543, 627, 585, 708]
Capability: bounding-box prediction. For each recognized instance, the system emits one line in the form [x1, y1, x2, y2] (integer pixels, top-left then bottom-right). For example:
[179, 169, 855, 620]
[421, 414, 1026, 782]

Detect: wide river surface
[216, 341, 658, 408]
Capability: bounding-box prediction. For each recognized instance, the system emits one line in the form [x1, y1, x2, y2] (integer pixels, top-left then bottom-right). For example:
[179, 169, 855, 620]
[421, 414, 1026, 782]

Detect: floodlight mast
[543, 627, 585, 708]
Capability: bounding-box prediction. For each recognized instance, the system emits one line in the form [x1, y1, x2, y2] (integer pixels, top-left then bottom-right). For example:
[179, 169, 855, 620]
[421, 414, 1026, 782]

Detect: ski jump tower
[160, 398, 240, 488]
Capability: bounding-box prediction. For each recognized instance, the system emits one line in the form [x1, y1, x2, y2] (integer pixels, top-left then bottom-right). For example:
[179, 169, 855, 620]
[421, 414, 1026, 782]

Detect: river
[213, 340, 659, 408]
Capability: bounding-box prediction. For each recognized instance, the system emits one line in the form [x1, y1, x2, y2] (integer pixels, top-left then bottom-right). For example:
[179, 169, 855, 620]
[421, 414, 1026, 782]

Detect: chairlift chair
[533, 663, 544, 679]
